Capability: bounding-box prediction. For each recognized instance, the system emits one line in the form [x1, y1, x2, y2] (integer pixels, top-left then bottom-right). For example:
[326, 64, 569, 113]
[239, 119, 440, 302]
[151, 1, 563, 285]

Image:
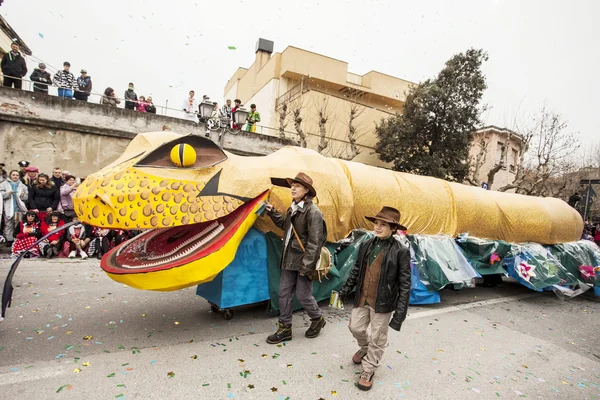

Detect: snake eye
[134, 135, 227, 169]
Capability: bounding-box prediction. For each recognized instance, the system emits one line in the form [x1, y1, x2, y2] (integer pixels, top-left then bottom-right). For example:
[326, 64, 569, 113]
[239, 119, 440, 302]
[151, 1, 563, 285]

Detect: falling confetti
[38, 33, 44, 39]
[228, 46, 237, 50]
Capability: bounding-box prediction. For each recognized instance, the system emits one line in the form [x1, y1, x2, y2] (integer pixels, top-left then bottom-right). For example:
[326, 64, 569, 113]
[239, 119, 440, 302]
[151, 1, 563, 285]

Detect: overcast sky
[2, 0, 598, 144]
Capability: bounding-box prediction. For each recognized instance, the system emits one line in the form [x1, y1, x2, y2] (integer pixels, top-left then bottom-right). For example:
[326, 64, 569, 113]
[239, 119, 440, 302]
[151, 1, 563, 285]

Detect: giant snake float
[1, 131, 584, 318]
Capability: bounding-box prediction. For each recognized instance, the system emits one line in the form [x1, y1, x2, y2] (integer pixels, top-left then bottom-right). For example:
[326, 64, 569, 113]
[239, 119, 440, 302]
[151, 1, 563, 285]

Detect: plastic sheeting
[407, 234, 480, 291]
[455, 234, 513, 275]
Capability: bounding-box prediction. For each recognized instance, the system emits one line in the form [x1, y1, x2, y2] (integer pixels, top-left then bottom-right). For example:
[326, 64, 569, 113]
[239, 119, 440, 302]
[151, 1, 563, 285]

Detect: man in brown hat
[264, 172, 327, 344]
[338, 206, 411, 391]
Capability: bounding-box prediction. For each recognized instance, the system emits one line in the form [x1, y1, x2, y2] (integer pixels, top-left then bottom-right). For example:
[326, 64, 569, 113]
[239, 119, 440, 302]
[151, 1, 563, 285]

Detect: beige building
[0, 15, 32, 85]
[224, 39, 414, 166]
[469, 125, 524, 190]
[224, 39, 525, 188]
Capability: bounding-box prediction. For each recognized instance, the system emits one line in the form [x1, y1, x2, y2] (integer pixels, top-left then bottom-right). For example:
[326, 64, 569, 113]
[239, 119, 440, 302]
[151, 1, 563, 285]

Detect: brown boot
[357, 370, 374, 391]
[352, 349, 367, 365]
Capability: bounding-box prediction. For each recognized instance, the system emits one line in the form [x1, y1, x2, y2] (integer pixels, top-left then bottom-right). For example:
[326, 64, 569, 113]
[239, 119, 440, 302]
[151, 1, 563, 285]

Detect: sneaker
[96, 251, 102, 260]
[266, 322, 292, 344]
[352, 349, 367, 365]
[305, 316, 326, 338]
[80, 251, 88, 259]
[68, 251, 77, 258]
[357, 370, 374, 391]
[45, 247, 53, 259]
[52, 247, 59, 256]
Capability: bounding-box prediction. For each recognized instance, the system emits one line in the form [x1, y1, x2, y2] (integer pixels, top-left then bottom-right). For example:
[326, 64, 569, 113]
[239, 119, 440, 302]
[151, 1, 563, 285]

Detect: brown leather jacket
[268, 199, 324, 274]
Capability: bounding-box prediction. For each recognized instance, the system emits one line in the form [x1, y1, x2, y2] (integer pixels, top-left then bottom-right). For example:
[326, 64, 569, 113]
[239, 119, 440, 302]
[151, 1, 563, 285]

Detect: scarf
[9, 180, 18, 211]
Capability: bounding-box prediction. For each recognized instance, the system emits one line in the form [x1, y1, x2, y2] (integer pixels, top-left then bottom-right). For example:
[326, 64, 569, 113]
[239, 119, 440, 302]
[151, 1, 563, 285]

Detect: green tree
[375, 49, 488, 181]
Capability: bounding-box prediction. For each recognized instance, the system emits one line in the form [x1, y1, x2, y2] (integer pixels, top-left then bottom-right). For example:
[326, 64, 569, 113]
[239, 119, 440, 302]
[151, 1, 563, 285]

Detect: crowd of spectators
[2, 42, 262, 131]
[0, 160, 140, 260]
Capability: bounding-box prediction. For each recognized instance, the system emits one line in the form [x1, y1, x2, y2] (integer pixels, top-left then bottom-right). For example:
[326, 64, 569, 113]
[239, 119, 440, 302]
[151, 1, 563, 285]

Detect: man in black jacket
[339, 206, 411, 391]
[30, 63, 52, 94]
[1, 42, 27, 89]
[264, 172, 327, 344]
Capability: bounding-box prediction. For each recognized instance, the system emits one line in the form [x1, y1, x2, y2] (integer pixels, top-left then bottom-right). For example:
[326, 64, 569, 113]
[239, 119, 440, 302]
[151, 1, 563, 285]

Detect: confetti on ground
[167, 372, 175, 378]
[271, 387, 278, 392]
[107, 373, 116, 378]
[247, 384, 254, 389]
[73, 368, 81, 373]
[83, 336, 92, 340]
[331, 391, 338, 395]
[82, 362, 90, 367]
[202, 384, 210, 387]
[56, 384, 70, 393]
[174, 322, 180, 325]
[317, 374, 323, 379]
[191, 355, 198, 359]
[117, 384, 126, 388]
[150, 360, 156, 365]
[115, 395, 124, 399]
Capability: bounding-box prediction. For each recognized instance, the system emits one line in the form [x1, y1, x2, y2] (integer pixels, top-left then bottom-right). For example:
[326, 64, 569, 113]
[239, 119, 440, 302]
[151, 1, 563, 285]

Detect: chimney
[255, 38, 274, 70]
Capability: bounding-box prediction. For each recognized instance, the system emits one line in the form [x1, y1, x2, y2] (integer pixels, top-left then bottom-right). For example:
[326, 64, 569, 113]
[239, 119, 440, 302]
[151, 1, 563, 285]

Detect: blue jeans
[58, 88, 73, 98]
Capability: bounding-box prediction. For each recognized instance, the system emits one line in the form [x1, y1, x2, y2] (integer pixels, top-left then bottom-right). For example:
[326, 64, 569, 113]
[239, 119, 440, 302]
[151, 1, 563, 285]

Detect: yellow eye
[170, 143, 197, 167]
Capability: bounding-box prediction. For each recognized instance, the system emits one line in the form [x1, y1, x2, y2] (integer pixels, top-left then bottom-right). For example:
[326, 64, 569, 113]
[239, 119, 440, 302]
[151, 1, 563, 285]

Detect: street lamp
[198, 101, 214, 120]
[233, 106, 248, 128]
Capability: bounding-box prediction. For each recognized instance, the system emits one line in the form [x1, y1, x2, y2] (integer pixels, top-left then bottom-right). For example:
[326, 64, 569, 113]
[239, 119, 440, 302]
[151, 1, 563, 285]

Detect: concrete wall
[0, 86, 291, 177]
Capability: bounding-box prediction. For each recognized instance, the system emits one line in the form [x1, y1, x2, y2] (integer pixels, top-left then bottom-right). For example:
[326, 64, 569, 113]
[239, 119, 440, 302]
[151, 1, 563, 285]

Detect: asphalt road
[0, 258, 599, 399]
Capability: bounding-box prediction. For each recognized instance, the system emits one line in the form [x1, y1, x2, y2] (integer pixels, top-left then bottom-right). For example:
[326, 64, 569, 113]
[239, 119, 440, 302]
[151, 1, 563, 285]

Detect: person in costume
[0, 170, 29, 246]
[12, 211, 41, 258]
[39, 212, 65, 259]
[64, 217, 90, 259]
[245, 104, 260, 133]
[338, 206, 411, 391]
[87, 227, 114, 259]
[264, 172, 326, 344]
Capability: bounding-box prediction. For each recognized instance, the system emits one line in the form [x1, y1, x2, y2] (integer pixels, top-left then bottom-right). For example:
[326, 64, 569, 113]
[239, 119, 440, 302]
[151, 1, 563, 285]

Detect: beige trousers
[349, 305, 393, 373]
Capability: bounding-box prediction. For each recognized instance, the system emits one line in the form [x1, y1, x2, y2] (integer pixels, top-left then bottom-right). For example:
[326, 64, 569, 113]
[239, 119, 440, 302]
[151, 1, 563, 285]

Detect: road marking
[0, 367, 64, 386]
[406, 293, 542, 321]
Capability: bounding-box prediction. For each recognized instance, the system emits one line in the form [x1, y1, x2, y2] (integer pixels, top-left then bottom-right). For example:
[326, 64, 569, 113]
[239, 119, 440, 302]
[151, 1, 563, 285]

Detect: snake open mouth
[101, 192, 268, 276]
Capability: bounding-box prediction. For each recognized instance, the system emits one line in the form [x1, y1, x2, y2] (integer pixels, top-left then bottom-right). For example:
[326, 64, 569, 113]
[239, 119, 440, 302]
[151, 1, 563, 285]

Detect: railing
[274, 78, 308, 111]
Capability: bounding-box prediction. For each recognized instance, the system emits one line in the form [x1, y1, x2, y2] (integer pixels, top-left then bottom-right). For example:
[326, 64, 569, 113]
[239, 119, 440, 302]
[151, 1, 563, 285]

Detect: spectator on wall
[146, 96, 157, 113]
[232, 99, 242, 129]
[222, 99, 232, 120]
[100, 87, 121, 107]
[124, 83, 138, 110]
[136, 96, 148, 112]
[1, 42, 27, 89]
[246, 104, 261, 133]
[30, 63, 52, 94]
[74, 69, 92, 102]
[182, 90, 198, 122]
[53, 62, 76, 98]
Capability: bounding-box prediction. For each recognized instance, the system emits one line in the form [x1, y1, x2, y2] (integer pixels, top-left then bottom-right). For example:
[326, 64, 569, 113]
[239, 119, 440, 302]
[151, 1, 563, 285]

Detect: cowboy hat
[365, 206, 408, 231]
[285, 172, 317, 197]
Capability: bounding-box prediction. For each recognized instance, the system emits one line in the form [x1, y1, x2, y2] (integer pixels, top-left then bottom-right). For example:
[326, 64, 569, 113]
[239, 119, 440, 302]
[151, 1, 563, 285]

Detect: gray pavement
[0, 258, 599, 399]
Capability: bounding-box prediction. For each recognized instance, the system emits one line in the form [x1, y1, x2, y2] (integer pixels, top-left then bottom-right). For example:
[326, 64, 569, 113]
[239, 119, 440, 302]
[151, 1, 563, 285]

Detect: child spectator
[136, 96, 148, 112]
[0, 170, 29, 246]
[39, 212, 65, 258]
[74, 69, 92, 102]
[12, 211, 41, 258]
[58, 175, 78, 221]
[64, 217, 90, 259]
[53, 62, 76, 98]
[146, 96, 157, 113]
[101, 87, 121, 107]
[30, 63, 52, 94]
[246, 104, 261, 132]
[232, 99, 242, 129]
[28, 173, 59, 221]
[88, 227, 114, 259]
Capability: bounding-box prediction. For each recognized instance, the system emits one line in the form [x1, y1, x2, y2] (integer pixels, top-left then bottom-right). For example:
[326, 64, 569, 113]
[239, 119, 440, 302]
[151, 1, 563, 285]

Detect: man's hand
[389, 313, 402, 332]
[46, 207, 52, 212]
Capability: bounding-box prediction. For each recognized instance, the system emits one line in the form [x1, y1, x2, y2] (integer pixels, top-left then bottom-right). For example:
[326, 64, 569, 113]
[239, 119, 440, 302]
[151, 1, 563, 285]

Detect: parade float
[3, 131, 599, 320]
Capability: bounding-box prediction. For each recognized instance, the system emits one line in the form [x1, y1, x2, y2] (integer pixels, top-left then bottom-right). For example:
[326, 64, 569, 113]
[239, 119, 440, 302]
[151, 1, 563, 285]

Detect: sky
[2, 0, 598, 145]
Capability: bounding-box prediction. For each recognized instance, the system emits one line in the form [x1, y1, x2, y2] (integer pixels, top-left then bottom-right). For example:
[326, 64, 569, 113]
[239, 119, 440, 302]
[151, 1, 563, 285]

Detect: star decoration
[73, 368, 81, 373]
[167, 371, 175, 378]
[82, 362, 90, 366]
[287, 364, 293, 368]
[317, 374, 323, 379]
[270, 387, 278, 392]
[238, 359, 245, 363]
[517, 262, 537, 282]
[247, 384, 255, 389]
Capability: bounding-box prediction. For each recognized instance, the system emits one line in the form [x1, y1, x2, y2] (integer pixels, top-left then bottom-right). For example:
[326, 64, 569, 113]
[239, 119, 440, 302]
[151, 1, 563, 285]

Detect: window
[510, 148, 518, 172]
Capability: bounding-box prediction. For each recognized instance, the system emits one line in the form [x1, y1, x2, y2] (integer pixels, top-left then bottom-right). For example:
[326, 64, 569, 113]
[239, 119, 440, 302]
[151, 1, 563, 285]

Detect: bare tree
[497, 106, 580, 196]
[278, 103, 288, 140]
[316, 97, 330, 154]
[290, 98, 307, 148]
[485, 130, 516, 189]
[465, 131, 489, 186]
[345, 98, 364, 160]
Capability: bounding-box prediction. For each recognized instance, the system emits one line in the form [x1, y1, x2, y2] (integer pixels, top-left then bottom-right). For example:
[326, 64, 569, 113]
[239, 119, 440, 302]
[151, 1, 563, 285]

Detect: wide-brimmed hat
[365, 206, 407, 231]
[285, 172, 317, 197]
